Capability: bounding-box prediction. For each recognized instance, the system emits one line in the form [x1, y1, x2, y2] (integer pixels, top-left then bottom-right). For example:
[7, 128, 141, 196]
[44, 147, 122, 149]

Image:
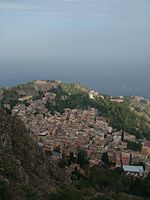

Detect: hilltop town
[1, 80, 149, 178]
[12, 100, 150, 175]
[1, 80, 150, 200]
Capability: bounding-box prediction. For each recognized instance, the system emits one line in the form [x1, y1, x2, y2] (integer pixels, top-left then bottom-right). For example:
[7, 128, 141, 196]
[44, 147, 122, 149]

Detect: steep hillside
[0, 109, 55, 200]
[129, 96, 150, 131]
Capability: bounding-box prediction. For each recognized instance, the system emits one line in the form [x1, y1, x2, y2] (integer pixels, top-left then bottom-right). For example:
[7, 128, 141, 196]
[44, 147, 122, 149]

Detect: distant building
[141, 140, 150, 157]
[121, 152, 131, 165]
[123, 132, 136, 142]
[34, 80, 47, 84]
[18, 96, 33, 102]
[123, 165, 144, 176]
[38, 131, 48, 136]
[107, 127, 113, 134]
[89, 90, 99, 99]
[115, 152, 121, 168]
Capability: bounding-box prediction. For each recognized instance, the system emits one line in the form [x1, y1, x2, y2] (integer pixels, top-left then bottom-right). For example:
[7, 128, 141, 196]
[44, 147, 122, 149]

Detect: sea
[0, 58, 149, 99]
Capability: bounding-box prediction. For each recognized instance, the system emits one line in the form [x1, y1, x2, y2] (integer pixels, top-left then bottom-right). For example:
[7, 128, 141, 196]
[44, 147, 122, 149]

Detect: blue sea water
[0, 58, 149, 99]
[0, 1, 150, 98]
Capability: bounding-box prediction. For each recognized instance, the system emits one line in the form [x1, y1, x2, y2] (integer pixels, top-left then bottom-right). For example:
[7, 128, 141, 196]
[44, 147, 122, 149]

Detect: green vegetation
[50, 188, 84, 200]
[1, 89, 19, 109]
[70, 168, 81, 181]
[127, 141, 142, 152]
[69, 152, 76, 165]
[88, 166, 150, 199]
[0, 180, 11, 200]
[101, 152, 109, 165]
[18, 184, 38, 200]
[46, 85, 149, 139]
[56, 150, 150, 199]
[33, 90, 44, 101]
[0, 108, 53, 200]
[89, 166, 121, 191]
[50, 165, 150, 200]
[77, 149, 89, 168]
[58, 149, 89, 169]
[58, 158, 68, 168]
[1, 159, 16, 178]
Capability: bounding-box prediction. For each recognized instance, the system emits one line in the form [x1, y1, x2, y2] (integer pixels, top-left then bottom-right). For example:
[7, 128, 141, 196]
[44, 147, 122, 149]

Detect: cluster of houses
[11, 92, 150, 177]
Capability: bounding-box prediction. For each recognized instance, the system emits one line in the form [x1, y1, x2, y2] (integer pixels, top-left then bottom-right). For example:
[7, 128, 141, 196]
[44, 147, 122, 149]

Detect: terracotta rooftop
[144, 140, 150, 147]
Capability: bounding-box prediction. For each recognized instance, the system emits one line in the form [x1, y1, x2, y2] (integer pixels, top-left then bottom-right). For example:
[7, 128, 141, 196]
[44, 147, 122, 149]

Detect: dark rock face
[0, 109, 53, 200]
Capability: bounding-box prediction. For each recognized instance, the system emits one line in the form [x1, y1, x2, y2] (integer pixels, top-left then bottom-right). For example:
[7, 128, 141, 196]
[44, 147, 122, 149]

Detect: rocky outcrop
[0, 109, 54, 200]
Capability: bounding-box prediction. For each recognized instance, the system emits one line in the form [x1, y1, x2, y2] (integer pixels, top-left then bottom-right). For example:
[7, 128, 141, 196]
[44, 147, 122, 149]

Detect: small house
[123, 165, 144, 176]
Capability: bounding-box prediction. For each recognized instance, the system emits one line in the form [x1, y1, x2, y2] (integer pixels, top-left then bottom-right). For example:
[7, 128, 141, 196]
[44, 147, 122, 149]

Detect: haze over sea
[0, 0, 150, 98]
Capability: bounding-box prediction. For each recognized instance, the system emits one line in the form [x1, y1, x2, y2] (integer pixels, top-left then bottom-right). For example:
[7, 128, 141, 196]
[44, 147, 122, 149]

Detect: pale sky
[0, 0, 150, 62]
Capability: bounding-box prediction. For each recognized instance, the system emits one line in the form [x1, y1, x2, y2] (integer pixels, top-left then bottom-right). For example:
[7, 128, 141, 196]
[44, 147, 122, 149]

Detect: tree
[127, 141, 142, 152]
[101, 152, 109, 165]
[68, 152, 76, 165]
[58, 158, 68, 168]
[0, 181, 11, 200]
[77, 149, 89, 168]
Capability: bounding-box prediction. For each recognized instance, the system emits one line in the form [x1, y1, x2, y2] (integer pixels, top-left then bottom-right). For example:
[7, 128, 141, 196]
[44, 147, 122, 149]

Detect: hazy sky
[0, 0, 150, 62]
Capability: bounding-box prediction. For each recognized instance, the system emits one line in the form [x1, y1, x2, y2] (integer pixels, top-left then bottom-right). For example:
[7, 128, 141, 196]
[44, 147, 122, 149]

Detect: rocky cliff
[0, 109, 54, 200]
